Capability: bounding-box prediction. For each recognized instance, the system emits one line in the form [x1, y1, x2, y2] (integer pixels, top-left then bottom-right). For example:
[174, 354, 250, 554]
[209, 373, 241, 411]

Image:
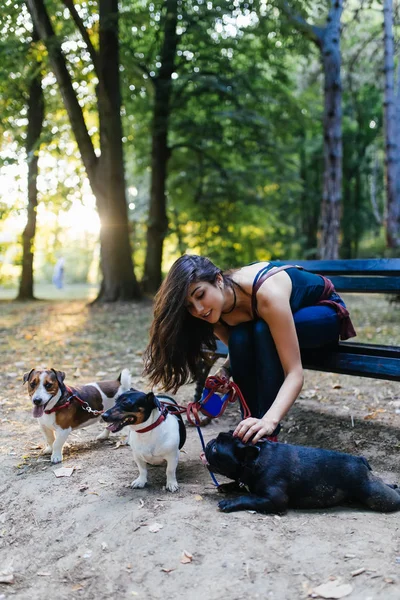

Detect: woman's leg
[230, 304, 341, 420]
[228, 322, 259, 417]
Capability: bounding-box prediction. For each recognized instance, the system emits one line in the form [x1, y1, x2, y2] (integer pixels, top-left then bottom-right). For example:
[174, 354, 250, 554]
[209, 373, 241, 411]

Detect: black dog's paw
[217, 481, 242, 494]
[218, 499, 235, 512]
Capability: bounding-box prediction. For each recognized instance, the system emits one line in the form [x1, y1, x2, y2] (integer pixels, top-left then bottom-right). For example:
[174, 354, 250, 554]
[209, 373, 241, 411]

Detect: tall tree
[281, 0, 343, 259]
[27, 0, 141, 301]
[17, 23, 44, 300]
[142, 0, 178, 293]
[383, 0, 400, 248]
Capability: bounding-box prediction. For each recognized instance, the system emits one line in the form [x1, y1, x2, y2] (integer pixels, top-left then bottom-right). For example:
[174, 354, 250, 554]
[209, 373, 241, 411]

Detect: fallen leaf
[180, 550, 193, 564]
[332, 384, 342, 389]
[53, 467, 75, 478]
[194, 494, 203, 501]
[148, 522, 163, 533]
[350, 568, 365, 577]
[95, 371, 107, 377]
[313, 579, 353, 599]
[36, 571, 51, 577]
[73, 368, 81, 378]
[161, 567, 175, 573]
[0, 572, 14, 584]
[71, 583, 84, 591]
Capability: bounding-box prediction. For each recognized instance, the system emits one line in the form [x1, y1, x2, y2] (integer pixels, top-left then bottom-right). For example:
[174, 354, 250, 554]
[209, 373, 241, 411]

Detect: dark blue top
[255, 263, 325, 313]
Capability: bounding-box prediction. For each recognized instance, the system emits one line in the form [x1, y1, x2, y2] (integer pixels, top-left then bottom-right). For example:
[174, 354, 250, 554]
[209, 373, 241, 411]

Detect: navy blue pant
[229, 303, 342, 426]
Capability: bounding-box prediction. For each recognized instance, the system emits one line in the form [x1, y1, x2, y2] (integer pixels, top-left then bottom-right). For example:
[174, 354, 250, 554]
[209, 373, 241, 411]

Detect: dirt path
[0, 298, 399, 600]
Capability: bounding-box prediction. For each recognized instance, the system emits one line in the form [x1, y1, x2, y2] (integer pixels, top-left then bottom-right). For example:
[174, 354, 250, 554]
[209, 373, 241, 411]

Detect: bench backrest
[274, 259, 400, 294]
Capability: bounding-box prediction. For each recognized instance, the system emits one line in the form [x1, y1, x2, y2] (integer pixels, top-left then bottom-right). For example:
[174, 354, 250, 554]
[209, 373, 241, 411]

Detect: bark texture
[142, 0, 179, 293]
[383, 0, 400, 248]
[17, 24, 44, 301]
[282, 0, 343, 259]
[27, 0, 141, 301]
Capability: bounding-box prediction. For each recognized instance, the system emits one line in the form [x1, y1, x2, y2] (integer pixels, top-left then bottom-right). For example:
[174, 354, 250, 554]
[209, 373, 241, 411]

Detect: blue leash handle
[195, 425, 220, 487]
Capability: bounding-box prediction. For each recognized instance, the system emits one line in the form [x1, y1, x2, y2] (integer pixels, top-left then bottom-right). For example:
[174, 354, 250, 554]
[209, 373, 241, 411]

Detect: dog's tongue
[106, 423, 120, 433]
[33, 405, 44, 418]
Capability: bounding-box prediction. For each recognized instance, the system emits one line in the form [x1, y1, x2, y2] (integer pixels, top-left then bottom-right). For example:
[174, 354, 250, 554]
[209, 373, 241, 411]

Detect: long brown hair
[144, 255, 232, 393]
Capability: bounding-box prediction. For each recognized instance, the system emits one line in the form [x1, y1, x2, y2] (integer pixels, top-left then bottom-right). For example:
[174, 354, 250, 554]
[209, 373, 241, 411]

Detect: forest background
[0, 0, 399, 303]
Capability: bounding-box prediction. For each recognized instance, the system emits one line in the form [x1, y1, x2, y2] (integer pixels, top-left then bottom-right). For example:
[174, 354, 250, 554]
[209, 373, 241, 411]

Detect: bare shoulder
[230, 262, 270, 292]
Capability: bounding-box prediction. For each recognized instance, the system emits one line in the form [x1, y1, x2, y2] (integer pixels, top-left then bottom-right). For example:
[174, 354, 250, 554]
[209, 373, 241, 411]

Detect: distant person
[144, 255, 356, 444]
[52, 257, 65, 289]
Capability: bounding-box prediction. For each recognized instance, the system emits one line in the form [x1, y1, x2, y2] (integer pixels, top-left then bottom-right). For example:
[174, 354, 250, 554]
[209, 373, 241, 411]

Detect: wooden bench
[194, 259, 400, 402]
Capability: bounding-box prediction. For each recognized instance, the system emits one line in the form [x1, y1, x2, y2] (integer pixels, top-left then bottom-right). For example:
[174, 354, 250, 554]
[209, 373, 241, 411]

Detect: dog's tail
[118, 368, 132, 393]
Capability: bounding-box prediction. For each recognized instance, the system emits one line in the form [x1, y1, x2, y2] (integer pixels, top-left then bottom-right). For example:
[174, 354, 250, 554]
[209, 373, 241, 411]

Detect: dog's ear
[51, 369, 66, 386]
[234, 440, 260, 463]
[146, 391, 157, 405]
[23, 369, 34, 385]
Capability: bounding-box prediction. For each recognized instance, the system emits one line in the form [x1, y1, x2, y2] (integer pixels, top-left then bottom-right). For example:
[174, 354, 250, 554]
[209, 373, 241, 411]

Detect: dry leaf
[194, 494, 203, 501]
[148, 522, 163, 533]
[95, 371, 107, 377]
[36, 571, 51, 577]
[350, 568, 365, 577]
[180, 551, 193, 564]
[161, 567, 175, 573]
[0, 572, 14, 584]
[53, 467, 74, 478]
[313, 579, 353, 599]
[73, 368, 81, 378]
[71, 583, 84, 591]
[332, 383, 342, 389]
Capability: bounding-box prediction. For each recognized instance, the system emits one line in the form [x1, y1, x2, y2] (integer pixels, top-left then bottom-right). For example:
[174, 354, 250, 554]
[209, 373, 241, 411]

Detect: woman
[144, 255, 356, 444]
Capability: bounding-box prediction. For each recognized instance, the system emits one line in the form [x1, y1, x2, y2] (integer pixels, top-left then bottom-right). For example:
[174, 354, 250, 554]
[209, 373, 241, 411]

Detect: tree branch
[27, 0, 98, 179]
[61, 0, 100, 78]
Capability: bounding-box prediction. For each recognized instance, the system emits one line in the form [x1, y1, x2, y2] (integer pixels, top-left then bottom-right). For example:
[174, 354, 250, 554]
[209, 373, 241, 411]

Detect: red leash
[186, 376, 251, 426]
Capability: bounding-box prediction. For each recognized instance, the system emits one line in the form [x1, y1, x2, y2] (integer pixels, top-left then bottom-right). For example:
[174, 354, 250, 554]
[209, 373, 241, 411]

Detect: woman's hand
[233, 416, 277, 444]
[213, 366, 231, 393]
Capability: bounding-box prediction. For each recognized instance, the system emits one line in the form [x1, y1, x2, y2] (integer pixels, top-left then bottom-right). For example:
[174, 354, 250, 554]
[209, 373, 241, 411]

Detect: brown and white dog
[23, 368, 131, 463]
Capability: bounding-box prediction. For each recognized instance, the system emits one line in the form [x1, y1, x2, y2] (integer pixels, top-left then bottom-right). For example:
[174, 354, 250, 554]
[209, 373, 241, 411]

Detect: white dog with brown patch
[23, 368, 131, 463]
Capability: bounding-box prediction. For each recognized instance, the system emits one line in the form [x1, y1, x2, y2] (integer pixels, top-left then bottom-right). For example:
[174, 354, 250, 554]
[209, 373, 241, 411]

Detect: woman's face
[186, 278, 224, 323]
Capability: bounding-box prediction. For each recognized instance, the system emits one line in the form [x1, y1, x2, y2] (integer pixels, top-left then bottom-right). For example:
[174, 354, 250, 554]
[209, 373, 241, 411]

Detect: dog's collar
[135, 402, 169, 433]
[44, 386, 83, 414]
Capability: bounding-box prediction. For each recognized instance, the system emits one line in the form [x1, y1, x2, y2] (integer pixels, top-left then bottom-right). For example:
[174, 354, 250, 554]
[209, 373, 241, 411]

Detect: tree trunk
[317, 1, 343, 259]
[142, 0, 179, 294]
[383, 0, 400, 248]
[17, 25, 44, 301]
[281, 0, 343, 259]
[27, 0, 141, 301]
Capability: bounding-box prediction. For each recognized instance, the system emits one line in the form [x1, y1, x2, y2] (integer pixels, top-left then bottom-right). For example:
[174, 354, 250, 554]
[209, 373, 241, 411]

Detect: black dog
[203, 432, 400, 514]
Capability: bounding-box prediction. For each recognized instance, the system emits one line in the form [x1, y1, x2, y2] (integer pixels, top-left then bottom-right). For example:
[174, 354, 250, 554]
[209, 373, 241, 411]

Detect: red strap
[135, 411, 167, 433]
[186, 377, 251, 425]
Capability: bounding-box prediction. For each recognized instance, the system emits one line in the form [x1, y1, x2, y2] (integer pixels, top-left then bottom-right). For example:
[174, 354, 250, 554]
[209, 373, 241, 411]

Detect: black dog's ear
[51, 369, 66, 386]
[23, 369, 34, 385]
[234, 441, 260, 463]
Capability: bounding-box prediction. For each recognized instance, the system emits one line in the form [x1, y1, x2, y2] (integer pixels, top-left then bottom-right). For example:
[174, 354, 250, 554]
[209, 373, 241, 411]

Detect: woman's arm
[234, 285, 304, 443]
[213, 323, 231, 379]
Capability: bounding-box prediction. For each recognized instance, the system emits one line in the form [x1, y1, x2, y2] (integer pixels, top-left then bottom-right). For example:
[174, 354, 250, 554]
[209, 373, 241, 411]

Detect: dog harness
[44, 386, 103, 416]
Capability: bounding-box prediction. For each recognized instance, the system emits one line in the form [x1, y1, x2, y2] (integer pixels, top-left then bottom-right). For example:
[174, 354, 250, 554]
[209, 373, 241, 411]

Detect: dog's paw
[218, 499, 235, 513]
[42, 445, 53, 455]
[165, 480, 179, 493]
[96, 429, 110, 441]
[51, 453, 63, 464]
[130, 477, 147, 489]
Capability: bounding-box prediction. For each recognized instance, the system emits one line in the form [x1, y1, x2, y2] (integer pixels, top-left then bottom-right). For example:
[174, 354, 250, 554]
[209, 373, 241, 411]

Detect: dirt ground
[0, 295, 399, 600]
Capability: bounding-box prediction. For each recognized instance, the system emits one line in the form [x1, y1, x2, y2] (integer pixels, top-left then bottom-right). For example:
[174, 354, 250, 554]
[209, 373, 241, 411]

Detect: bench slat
[301, 348, 400, 381]
[328, 276, 400, 293]
[274, 259, 400, 276]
